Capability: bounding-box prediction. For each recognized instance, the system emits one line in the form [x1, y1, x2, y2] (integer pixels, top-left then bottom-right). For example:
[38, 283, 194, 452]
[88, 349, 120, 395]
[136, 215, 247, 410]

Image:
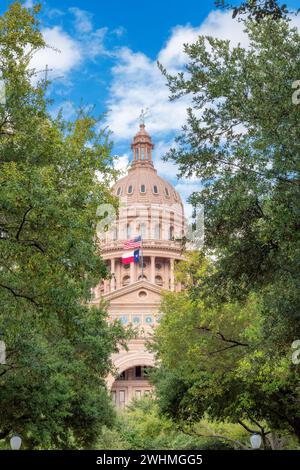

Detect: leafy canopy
[0, 2, 126, 449]
[154, 13, 300, 443]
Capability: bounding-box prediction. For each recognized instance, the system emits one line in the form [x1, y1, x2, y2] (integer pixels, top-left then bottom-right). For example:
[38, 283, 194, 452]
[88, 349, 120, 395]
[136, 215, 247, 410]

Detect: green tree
[159, 13, 300, 347]
[0, 2, 126, 448]
[154, 8, 300, 447]
[97, 397, 217, 450]
[152, 253, 300, 446]
[215, 0, 293, 21]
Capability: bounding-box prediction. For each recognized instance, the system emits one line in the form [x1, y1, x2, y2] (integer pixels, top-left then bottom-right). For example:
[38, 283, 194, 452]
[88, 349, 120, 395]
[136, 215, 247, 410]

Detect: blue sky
[2, 0, 300, 215]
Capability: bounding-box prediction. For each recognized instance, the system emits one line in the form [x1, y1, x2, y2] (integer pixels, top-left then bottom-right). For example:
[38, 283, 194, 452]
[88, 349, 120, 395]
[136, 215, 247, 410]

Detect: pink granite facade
[94, 124, 185, 407]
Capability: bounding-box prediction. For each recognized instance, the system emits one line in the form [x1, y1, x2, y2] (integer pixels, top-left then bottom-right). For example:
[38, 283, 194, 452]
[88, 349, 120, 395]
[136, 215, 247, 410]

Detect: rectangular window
[140, 223, 146, 238]
[135, 366, 142, 378]
[119, 390, 125, 406]
[135, 390, 142, 399]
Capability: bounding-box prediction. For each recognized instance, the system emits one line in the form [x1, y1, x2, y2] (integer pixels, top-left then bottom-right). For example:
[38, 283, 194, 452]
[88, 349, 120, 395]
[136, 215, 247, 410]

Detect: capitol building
[93, 123, 186, 407]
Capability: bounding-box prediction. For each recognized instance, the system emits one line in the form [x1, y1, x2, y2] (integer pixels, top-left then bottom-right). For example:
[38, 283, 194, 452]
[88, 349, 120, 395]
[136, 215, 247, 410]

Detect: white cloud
[85, 27, 109, 60]
[113, 154, 130, 175]
[113, 26, 126, 37]
[29, 21, 108, 80]
[69, 7, 93, 34]
[106, 47, 190, 140]
[23, 0, 34, 8]
[51, 100, 77, 121]
[106, 10, 249, 142]
[290, 13, 300, 30]
[68, 7, 109, 60]
[175, 181, 203, 219]
[196, 10, 249, 47]
[30, 26, 82, 78]
[152, 140, 179, 179]
[45, 8, 65, 20]
[158, 11, 249, 72]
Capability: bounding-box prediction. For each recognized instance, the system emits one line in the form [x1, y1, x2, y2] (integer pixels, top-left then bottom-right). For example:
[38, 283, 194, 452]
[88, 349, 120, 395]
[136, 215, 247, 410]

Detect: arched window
[113, 226, 118, 241]
[122, 275, 130, 286]
[128, 185, 133, 194]
[140, 223, 146, 238]
[138, 291, 147, 298]
[127, 223, 132, 239]
[153, 185, 158, 194]
[155, 275, 163, 286]
[138, 274, 147, 281]
[165, 187, 170, 197]
[169, 225, 174, 240]
[154, 223, 161, 240]
[117, 187, 122, 196]
[140, 184, 146, 193]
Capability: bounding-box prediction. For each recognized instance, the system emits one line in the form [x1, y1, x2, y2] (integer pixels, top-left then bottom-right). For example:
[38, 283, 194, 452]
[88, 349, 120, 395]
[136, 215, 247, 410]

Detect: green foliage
[96, 398, 236, 450]
[0, 306, 126, 449]
[154, 10, 300, 445]
[215, 0, 293, 21]
[0, 2, 126, 448]
[152, 253, 300, 446]
[97, 398, 299, 450]
[159, 18, 300, 347]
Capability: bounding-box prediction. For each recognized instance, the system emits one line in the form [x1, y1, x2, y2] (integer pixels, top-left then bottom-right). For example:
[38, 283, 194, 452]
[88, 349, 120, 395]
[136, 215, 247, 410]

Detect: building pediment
[103, 280, 163, 304]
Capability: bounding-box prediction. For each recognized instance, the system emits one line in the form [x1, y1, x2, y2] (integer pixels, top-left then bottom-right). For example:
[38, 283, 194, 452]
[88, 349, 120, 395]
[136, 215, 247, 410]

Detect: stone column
[117, 261, 121, 290]
[110, 258, 115, 291]
[130, 261, 135, 284]
[170, 258, 175, 291]
[150, 256, 155, 284]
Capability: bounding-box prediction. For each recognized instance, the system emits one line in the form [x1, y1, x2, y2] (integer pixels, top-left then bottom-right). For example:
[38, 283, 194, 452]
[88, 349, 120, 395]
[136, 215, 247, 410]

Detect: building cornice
[98, 239, 184, 258]
[102, 279, 163, 302]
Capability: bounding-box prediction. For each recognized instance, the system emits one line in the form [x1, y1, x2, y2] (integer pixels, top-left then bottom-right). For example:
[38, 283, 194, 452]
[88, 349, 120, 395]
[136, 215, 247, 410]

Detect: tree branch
[0, 283, 39, 307]
[16, 206, 33, 241]
[179, 425, 249, 450]
[0, 428, 11, 440]
[195, 326, 249, 350]
[15, 206, 46, 254]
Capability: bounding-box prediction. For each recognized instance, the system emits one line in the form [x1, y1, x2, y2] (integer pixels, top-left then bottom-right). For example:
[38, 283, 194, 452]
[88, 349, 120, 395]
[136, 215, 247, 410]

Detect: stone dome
[113, 124, 183, 209]
[113, 165, 183, 207]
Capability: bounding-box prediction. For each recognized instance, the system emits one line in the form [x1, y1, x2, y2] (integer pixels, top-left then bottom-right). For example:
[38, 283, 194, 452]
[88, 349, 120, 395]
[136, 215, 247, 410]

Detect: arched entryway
[107, 351, 155, 407]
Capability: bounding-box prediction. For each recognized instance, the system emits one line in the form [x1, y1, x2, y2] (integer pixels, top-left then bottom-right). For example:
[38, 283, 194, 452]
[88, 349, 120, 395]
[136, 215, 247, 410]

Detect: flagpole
[141, 237, 143, 278]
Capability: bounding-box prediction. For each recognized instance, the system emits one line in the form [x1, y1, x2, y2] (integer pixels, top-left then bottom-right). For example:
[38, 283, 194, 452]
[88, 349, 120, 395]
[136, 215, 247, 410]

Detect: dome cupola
[131, 123, 154, 168]
[113, 121, 183, 209]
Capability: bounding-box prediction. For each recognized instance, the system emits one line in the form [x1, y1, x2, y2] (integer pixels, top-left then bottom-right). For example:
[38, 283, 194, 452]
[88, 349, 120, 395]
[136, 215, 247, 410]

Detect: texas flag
[122, 248, 140, 265]
[122, 236, 142, 264]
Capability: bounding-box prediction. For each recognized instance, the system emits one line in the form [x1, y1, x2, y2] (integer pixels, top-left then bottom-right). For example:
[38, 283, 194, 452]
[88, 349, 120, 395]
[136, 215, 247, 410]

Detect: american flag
[123, 235, 142, 250]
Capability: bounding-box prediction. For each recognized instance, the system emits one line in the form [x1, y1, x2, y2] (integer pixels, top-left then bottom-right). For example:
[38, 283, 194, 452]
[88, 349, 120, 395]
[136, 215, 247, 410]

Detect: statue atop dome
[139, 108, 149, 126]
